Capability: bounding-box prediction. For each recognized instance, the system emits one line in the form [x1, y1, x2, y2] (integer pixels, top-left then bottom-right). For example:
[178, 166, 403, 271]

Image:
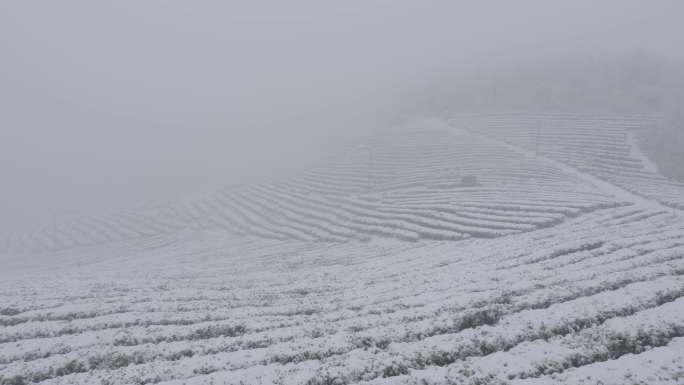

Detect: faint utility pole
[52, 209, 78, 253]
[356, 145, 373, 193]
[535, 120, 541, 158]
[368, 145, 373, 193]
[193, 202, 211, 229]
[53, 213, 57, 251]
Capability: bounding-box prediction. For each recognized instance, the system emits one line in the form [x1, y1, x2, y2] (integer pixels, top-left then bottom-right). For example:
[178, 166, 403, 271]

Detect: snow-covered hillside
[2, 116, 661, 252]
[451, 113, 684, 210]
[1, 116, 683, 385]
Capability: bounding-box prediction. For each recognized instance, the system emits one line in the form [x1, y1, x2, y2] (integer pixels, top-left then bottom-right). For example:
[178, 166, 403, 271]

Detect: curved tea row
[449, 113, 684, 210]
[1, 120, 629, 254]
[0, 205, 682, 384]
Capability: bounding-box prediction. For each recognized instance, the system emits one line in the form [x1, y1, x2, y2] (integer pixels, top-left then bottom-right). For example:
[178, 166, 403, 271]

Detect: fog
[2, 0, 683, 234]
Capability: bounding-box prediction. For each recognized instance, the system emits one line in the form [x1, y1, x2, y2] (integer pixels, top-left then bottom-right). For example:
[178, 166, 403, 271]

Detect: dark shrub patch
[382, 362, 410, 377]
[0, 375, 28, 385]
[0, 308, 21, 316]
[189, 324, 246, 340]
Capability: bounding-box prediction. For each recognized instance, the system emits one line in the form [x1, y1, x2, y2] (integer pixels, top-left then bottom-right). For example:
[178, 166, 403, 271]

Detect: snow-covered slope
[1, 115, 683, 385]
[1, 205, 683, 385]
[2, 117, 647, 253]
[450, 113, 684, 210]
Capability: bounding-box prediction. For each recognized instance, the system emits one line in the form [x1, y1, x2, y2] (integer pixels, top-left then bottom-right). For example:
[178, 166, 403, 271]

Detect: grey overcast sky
[1, 0, 683, 233]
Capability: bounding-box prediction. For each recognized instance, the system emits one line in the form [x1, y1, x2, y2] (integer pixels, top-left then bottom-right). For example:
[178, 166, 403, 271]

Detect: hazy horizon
[2, 0, 683, 233]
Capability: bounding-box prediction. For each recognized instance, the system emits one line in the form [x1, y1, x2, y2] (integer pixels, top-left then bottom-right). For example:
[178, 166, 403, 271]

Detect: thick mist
[1, 0, 683, 234]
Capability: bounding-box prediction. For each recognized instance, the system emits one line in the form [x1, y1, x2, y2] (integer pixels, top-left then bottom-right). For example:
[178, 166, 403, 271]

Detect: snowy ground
[1, 116, 683, 385]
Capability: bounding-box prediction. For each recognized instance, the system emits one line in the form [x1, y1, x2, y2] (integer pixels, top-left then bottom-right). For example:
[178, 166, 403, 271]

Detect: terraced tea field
[451, 113, 684, 210]
[2, 118, 633, 251]
[1, 116, 683, 385]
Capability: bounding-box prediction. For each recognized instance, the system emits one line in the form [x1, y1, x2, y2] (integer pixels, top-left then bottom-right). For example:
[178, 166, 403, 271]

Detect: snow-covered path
[443, 117, 678, 214]
[626, 129, 661, 174]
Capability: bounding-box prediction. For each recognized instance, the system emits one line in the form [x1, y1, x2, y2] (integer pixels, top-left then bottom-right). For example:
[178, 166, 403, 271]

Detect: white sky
[1, 0, 683, 233]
